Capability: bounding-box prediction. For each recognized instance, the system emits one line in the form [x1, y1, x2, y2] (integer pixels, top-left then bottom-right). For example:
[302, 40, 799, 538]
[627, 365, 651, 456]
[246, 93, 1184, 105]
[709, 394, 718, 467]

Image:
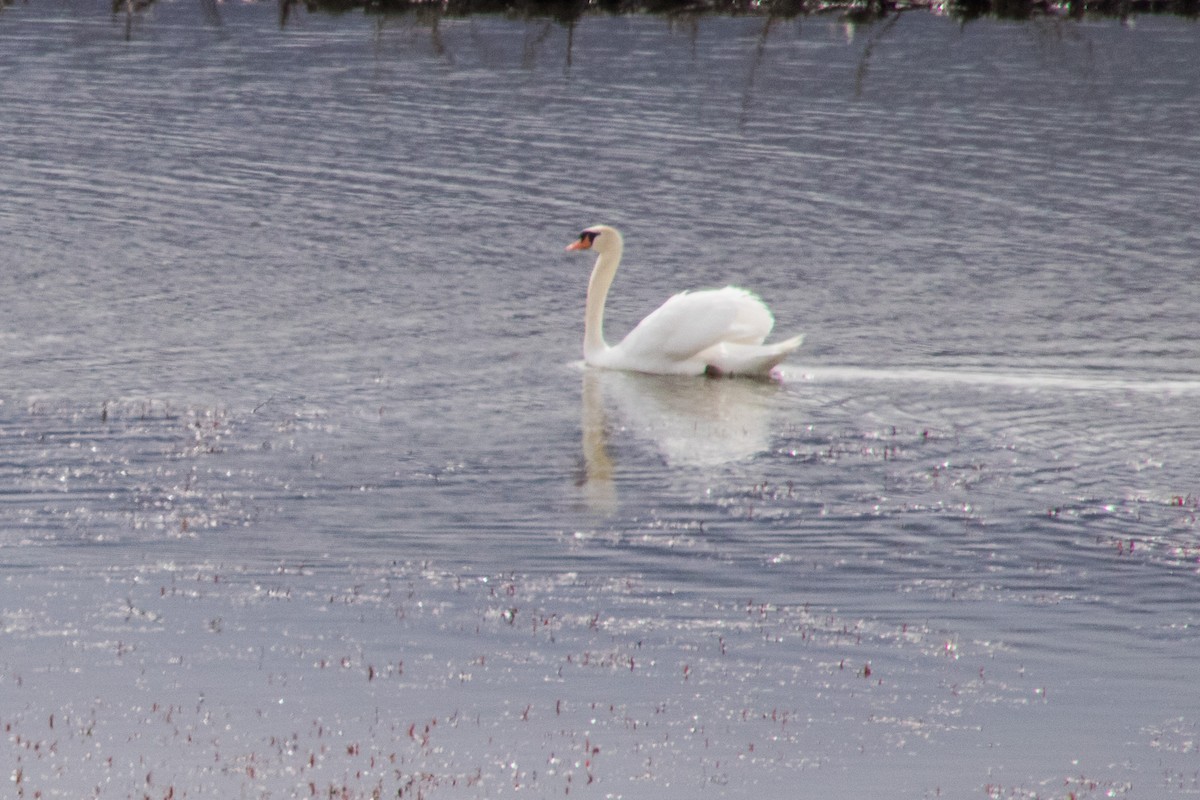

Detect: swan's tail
[705, 334, 804, 377]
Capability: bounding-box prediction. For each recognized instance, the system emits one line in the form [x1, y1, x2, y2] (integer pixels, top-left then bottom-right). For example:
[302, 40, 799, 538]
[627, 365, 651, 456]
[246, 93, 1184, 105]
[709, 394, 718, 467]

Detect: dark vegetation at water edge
[85, 0, 1198, 22]
[288, 0, 1198, 19]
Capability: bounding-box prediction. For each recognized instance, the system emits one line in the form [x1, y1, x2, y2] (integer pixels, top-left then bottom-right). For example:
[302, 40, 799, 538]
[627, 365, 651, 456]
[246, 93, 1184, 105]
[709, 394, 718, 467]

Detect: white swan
[567, 225, 803, 377]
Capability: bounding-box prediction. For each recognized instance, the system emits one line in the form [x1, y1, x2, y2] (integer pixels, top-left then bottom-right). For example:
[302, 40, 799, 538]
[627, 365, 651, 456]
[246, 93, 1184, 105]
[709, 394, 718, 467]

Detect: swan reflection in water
[578, 369, 782, 513]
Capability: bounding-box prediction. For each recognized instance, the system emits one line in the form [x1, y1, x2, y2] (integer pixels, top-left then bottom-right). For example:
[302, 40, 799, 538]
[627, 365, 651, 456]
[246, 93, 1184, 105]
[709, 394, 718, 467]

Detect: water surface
[2, 3, 1199, 797]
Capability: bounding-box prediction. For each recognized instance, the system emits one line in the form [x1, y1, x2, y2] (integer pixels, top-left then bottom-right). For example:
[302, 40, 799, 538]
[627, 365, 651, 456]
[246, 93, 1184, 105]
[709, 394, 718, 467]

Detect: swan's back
[611, 287, 775, 368]
[716, 287, 774, 345]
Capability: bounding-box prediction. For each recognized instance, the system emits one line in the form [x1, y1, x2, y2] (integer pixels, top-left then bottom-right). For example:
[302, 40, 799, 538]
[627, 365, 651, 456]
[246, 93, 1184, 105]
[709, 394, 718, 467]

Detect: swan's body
[567, 225, 803, 377]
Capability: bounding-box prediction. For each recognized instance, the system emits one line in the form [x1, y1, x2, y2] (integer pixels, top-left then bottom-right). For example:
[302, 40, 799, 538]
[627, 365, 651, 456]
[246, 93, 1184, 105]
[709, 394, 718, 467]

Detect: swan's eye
[579, 231, 599, 245]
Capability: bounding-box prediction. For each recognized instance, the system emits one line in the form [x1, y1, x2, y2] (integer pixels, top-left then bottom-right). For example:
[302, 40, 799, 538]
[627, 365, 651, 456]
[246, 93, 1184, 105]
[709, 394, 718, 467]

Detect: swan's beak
[566, 239, 590, 251]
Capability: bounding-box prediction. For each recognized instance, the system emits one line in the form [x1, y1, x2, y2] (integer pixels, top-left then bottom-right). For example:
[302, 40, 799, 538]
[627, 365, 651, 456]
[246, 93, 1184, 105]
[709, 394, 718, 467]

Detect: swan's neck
[584, 243, 622, 361]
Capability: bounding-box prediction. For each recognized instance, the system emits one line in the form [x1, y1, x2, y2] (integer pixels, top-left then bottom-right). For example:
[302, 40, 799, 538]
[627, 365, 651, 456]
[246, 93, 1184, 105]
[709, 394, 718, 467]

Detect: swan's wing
[713, 287, 776, 345]
[616, 287, 775, 362]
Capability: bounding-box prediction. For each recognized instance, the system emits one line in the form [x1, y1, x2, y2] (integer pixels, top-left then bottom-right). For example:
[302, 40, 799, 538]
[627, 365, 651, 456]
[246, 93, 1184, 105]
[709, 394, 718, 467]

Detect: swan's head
[566, 225, 623, 255]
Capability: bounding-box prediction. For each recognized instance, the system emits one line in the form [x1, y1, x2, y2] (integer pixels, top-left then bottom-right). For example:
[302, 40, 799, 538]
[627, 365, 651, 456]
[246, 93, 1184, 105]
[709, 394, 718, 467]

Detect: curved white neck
[584, 242, 623, 361]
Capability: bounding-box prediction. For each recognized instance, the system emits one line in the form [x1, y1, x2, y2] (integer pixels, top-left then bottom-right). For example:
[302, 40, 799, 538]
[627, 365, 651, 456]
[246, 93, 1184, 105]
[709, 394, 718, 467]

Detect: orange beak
[566, 239, 590, 251]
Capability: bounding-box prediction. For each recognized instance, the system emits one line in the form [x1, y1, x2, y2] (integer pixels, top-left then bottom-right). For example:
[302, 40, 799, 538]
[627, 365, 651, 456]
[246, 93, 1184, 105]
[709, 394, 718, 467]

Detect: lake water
[2, 2, 1199, 797]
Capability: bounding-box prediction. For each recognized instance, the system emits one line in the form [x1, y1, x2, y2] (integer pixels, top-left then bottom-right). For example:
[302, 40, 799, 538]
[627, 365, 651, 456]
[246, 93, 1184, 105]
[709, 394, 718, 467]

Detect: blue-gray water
[2, 3, 1199, 798]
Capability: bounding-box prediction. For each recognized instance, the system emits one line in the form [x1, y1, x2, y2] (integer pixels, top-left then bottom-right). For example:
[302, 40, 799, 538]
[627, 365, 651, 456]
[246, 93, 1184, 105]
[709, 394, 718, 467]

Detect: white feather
[568, 226, 802, 377]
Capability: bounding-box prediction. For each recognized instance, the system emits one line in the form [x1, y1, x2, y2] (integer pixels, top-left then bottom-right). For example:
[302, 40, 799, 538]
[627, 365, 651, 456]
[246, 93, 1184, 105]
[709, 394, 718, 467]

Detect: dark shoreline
[288, 0, 1197, 20]
[90, 0, 1198, 23]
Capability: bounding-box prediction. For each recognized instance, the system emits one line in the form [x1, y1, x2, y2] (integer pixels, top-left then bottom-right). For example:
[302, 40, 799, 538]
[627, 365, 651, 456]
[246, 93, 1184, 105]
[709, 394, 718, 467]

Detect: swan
[566, 225, 803, 377]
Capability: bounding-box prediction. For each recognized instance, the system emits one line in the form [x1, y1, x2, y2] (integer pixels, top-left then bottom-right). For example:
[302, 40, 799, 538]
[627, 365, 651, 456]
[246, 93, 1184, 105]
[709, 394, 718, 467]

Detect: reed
[284, 0, 1198, 17]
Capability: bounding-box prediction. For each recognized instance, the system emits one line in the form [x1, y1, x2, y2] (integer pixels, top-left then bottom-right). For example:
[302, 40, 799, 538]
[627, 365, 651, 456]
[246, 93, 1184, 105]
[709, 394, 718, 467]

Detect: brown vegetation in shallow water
[106, 0, 1199, 25]
[307, 0, 1197, 19]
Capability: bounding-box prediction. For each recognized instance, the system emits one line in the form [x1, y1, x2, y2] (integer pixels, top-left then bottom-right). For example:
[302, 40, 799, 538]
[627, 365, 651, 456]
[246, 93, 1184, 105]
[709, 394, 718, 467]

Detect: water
[2, 2, 1200, 797]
